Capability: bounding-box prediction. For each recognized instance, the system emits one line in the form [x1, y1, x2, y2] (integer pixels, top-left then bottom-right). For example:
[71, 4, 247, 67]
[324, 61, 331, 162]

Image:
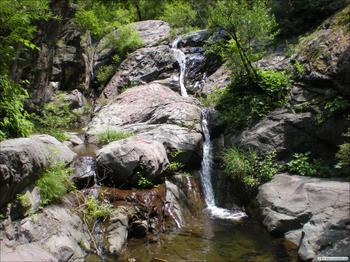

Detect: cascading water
[200, 109, 247, 220]
[172, 37, 188, 97]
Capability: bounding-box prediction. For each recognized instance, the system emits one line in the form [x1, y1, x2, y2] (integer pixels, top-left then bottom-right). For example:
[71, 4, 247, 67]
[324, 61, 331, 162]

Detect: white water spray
[172, 37, 188, 97]
[200, 109, 247, 220]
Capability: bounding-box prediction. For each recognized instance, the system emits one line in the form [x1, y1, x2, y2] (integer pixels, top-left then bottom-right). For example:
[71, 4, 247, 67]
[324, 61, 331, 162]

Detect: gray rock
[177, 30, 210, 48]
[95, 20, 170, 64]
[96, 137, 169, 186]
[88, 83, 202, 142]
[201, 64, 230, 95]
[257, 173, 350, 260]
[100, 46, 177, 99]
[232, 108, 350, 159]
[132, 20, 170, 47]
[1, 198, 90, 261]
[107, 207, 129, 255]
[0, 135, 76, 208]
[88, 83, 203, 177]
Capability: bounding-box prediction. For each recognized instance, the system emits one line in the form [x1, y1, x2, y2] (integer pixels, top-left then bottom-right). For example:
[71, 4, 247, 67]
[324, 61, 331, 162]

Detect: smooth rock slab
[0, 135, 76, 208]
[257, 173, 350, 260]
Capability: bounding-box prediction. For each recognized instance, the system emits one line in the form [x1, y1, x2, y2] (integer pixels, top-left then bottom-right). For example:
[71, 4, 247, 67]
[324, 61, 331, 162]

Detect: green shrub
[83, 196, 112, 226]
[294, 61, 305, 75]
[115, 24, 143, 58]
[96, 64, 115, 89]
[286, 153, 318, 176]
[159, 1, 197, 34]
[205, 69, 292, 127]
[34, 127, 68, 142]
[97, 129, 134, 145]
[137, 176, 153, 189]
[168, 162, 185, 172]
[16, 193, 31, 209]
[0, 76, 34, 140]
[336, 129, 350, 171]
[32, 95, 81, 129]
[36, 162, 75, 206]
[222, 147, 280, 189]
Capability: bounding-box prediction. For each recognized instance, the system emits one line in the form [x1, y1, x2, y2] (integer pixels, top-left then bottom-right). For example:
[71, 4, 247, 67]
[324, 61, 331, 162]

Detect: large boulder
[294, 5, 350, 95]
[88, 83, 202, 142]
[257, 173, 350, 260]
[0, 135, 76, 208]
[0, 198, 90, 261]
[100, 45, 177, 99]
[96, 137, 169, 186]
[232, 108, 350, 159]
[89, 83, 203, 186]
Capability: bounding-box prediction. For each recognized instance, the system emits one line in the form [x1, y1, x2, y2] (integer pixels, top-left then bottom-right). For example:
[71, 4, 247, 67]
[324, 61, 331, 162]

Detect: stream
[85, 37, 298, 261]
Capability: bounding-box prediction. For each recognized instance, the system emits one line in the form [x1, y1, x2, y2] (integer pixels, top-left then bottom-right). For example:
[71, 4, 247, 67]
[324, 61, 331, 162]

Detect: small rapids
[172, 37, 188, 97]
[199, 109, 247, 221]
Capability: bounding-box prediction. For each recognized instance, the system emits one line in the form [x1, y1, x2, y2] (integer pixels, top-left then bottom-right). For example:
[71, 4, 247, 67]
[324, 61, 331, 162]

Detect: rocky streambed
[1, 10, 350, 261]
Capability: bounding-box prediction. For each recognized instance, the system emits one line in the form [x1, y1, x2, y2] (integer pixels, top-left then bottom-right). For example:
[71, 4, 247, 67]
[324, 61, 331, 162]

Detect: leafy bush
[96, 64, 115, 89]
[168, 162, 185, 172]
[0, 76, 34, 140]
[83, 196, 112, 226]
[336, 129, 350, 172]
[36, 162, 75, 206]
[74, 1, 136, 38]
[97, 129, 134, 145]
[114, 24, 143, 58]
[286, 153, 318, 176]
[294, 61, 305, 75]
[33, 96, 81, 129]
[137, 176, 154, 189]
[222, 147, 280, 189]
[160, 1, 197, 34]
[204, 69, 291, 127]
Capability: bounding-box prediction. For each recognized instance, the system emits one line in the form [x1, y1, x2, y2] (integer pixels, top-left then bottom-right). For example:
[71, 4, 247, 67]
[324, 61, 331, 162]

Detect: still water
[115, 216, 297, 262]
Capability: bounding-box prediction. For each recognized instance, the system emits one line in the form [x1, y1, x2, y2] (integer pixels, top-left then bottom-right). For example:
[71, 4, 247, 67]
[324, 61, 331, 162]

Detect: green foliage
[0, 0, 52, 73]
[160, 1, 197, 34]
[336, 129, 350, 171]
[222, 147, 280, 189]
[286, 153, 318, 176]
[74, 0, 136, 38]
[207, 0, 278, 79]
[36, 162, 75, 206]
[137, 176, 154, 189]
[0, 76, 34, 140]
[16, 193, 32, 209]
[96, 65, 115, 90]
[97, 129, 134, 145]
[168, 162, 185, 172]
[294, 61, 305, 75]
[114, 25, 143, 58]
[324, 96, 350, 115]
[83, 196, 112, 226]
[32, 95, 84, 140]
[204, 69, 291, 127]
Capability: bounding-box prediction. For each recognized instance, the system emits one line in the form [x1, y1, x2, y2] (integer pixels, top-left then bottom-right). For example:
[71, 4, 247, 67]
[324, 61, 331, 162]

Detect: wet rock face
[256, 174, 350, 260]
[0, 135, 76, 208]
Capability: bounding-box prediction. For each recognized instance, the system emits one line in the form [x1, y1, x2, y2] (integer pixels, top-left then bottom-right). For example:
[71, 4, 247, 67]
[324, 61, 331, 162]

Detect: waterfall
[200, 109, 247, 220]
[172, 37, 188, 97]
